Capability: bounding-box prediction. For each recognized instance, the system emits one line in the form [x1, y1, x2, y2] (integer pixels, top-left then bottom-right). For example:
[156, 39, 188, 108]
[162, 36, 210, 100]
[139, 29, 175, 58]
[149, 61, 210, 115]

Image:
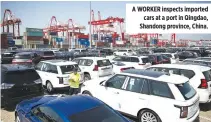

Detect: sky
[1, 1, 211, 41]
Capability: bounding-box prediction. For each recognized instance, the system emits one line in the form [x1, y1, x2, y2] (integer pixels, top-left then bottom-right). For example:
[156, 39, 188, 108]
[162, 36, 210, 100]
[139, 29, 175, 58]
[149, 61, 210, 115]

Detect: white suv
[113, 49, 134, 56]
[146, 64, 211, 103]
[81, 69, 199, 122]
[72, 57, 113, 80]
[111, 56, 151, 69]
[35, 60, 84, 93]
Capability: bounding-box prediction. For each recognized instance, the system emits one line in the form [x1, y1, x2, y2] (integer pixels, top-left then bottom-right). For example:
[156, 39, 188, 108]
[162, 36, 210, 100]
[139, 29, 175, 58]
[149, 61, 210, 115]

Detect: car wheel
[15, 115, 20, 122]
[138, 109, 161, 122]
[82, 91, 92, 96]
[84, 74, 91, 81]
[46, 81, 54, 93]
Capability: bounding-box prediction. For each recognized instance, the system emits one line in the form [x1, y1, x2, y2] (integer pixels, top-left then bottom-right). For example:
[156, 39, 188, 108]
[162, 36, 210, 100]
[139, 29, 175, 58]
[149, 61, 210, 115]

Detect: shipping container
[26, 28, 43, 32]
[27, 32, 43, 37]
[27, 36, 43, 41]
[1, 34, 8, 49]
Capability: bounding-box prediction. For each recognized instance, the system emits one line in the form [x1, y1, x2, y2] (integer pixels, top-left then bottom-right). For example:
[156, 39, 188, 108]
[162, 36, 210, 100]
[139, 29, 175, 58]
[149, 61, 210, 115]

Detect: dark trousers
[69, 87, 79, 95]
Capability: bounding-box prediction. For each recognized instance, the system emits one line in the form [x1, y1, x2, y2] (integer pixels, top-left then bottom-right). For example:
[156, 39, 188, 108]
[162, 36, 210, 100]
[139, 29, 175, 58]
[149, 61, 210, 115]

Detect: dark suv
[1, 64, 44, 107]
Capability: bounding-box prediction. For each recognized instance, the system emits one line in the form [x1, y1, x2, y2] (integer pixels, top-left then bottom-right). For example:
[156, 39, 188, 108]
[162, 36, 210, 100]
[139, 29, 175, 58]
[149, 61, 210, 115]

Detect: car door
[96, 74, 128, 111]
[118, 76, 150, 116]
[45, 64, 59, 87]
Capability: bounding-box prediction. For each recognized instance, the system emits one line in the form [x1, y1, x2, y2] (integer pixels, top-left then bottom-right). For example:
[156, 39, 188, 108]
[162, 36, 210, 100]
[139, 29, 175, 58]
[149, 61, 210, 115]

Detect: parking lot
[1, 47, 211, 122]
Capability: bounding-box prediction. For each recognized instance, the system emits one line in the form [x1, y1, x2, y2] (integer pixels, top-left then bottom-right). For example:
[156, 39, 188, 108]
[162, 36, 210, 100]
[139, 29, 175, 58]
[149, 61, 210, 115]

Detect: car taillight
[199, 79, 208, 89]
[93, 65, 98, 71]
[57, 77, 64, 84]
[12, 59, 17, 64]
[1, 83, 15, 89]
[174, 105, 188, 118]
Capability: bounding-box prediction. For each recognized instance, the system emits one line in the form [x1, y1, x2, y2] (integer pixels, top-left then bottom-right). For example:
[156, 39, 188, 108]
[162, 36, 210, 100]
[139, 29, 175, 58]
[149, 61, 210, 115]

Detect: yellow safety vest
[69, 73, 80, 88]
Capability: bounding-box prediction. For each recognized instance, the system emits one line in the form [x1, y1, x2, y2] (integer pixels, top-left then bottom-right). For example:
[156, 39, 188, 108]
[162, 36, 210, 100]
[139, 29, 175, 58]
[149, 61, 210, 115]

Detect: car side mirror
[100, 80, 106, 86]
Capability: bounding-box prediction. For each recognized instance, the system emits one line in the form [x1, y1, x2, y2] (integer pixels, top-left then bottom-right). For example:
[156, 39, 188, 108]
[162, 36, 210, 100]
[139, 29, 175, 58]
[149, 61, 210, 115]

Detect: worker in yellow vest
[69, 68, 81, 95]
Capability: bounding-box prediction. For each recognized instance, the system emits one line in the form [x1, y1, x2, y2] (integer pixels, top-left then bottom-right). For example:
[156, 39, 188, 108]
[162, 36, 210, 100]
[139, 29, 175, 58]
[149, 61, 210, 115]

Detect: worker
[69, 67, 81, 95]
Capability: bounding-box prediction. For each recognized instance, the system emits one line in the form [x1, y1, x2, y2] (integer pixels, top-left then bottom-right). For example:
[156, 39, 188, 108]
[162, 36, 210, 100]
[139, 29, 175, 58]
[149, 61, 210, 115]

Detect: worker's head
[73, 68, 78, 74]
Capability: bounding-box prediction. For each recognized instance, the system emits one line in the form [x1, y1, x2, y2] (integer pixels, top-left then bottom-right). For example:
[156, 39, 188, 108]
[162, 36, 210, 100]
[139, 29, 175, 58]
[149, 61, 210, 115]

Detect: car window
[60, 64, 81, 74]
[142, 80, 149, 94]
[14, 54, 31, 59]
[106, 75, 127, 89]
[79, 59, 87, 66]
[72, 59, 80, 64]
[41, 63, 51, 72]
[150, 80, 174, 99]
[131, 57, 139, 62]
[97, 59, 112, 67]
[69, 105, 126, 122]
[121, 57, 130, 62]
[157, 56, 162, 62]
[4, 69, 40, 84]
[44, 51, 54, 56]
[85, 59, 93, 66]
[126, 77, 145, 93]
[176, 82, 196, 100]
[180, 69, 195, 79]
[49, 65, 58, 74]
[32, 106, 63, 122]
[141, 58, 149, 63]
[113, 57, 122, 61]
[203, 70, 211, 81]
[35, 62, 44, 71]
[168, 69, 180, 75]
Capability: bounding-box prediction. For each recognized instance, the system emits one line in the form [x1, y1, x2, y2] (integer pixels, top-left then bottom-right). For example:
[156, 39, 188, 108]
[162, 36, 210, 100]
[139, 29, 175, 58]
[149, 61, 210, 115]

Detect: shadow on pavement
[199, 102, 211, 111]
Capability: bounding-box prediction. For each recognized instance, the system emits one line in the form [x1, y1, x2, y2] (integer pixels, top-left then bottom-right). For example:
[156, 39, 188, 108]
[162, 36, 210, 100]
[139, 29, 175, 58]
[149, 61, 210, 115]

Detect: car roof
[121, 69, 188, 84]
[150, 64, 210, 71]
[1, 64, 34, 71]
[41, 60, 77, 66]
[15, 52, 34, 55]
[46, 95, 103, 117]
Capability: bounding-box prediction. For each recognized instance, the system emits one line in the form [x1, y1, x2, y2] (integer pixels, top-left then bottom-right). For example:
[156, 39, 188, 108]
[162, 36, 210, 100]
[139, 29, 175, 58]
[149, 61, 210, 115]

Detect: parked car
[1, 51, 19, 64]
[36, 50, 55, 60]
[111, 56, 151, 69]
[113, 49, 134, 56]
[12, 52, 41, 66]
[35, 60, 84, 93]
[1, 64, 43, 107]
[146, 64, 211, 103]
[72, 57, 113, 81]
[156, 53, 179, 64]
[111, 61, 135, 74]
[15, 95, 130, 122]
[177, 51, 198, 61]
[81, 69, 199, 122]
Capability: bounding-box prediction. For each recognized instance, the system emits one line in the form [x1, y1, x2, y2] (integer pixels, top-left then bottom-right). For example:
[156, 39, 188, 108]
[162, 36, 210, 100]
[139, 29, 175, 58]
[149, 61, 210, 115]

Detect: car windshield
[60, 65, 81, 74]
[69, 105, 126, 122]
[176, 82, 196, 100]
[44, 51, 54, 56]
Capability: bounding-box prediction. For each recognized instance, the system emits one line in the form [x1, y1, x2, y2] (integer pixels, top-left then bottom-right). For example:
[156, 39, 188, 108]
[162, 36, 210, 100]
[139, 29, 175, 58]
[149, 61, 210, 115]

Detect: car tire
[46, 81, 54, 93]
[138, 109, 161, 122]
[84, 74, 91, 81]
[82, 91, 92, 96]
[15, 115, 20, 122]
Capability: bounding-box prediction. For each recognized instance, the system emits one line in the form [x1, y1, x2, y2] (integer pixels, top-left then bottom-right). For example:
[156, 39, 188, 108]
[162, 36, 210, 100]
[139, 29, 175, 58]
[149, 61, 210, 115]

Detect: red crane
[1, 9, 21, 37]
[89, 10, 124, 46]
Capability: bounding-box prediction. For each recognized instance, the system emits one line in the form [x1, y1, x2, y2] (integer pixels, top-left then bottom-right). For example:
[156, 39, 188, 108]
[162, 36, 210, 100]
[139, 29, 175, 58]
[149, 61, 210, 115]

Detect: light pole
[89, 1, 92, 48]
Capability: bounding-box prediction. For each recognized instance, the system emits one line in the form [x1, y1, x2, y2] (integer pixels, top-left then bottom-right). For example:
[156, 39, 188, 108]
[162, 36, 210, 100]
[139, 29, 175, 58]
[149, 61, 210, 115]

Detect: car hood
[16, 95, 62, 114]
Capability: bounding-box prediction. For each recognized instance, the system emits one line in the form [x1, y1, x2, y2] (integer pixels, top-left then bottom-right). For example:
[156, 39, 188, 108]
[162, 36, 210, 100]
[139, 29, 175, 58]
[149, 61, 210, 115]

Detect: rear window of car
[176, 82, 196, 100]
[141, 58, 149, 63]
[97, 59, 112, 67]
[14, 54, 31, 59]
[2, 53, 14, 57]
[60, 65, 81, 74]
[164, 54, 172, 58]
[69, 105, 126, 122]
[44, 51, 54, 56]
[3, 69, 40, 84]
[118, 50, 127, 52]
[203, 70, 211, 82]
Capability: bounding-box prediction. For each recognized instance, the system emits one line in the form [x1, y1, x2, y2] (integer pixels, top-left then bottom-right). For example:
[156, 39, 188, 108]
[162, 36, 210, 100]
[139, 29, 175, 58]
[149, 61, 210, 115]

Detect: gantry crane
[89, 10, 124, 47]
[1, 9, 21, 37]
